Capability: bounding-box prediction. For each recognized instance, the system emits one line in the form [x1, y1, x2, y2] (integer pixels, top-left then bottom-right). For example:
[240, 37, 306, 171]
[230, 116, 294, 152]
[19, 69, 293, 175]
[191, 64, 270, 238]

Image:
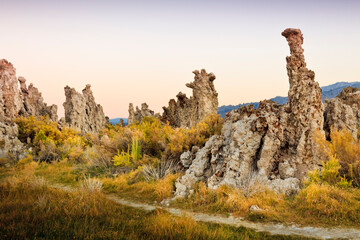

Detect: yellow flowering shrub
[315, 128, 360, 187]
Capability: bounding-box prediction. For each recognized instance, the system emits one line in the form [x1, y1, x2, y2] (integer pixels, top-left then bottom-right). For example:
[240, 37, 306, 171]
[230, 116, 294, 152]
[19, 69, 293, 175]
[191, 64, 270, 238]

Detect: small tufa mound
[324, 87, 360, 140]
[128, 103, 155, 125]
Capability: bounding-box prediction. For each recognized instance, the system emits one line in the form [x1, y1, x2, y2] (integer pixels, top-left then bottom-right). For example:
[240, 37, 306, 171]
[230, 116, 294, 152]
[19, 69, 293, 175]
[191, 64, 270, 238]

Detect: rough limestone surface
[175, 29, 324, 197]
[0, 59, 23, 122]
[324, 87, 360, 139]
[63, 84, 107, 134]
[162, 69, 218, 128]
[19, 77, 58, 121]
[0, 60, 24, 159]
[0, 122, 25, 160]
[128, 103, 155, 125]
[0, 60, 24, 160]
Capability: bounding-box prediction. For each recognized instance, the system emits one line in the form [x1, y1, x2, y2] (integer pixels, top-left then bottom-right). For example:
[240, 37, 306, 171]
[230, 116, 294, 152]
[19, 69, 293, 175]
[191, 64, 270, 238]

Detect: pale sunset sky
[1, 0, 360, 118]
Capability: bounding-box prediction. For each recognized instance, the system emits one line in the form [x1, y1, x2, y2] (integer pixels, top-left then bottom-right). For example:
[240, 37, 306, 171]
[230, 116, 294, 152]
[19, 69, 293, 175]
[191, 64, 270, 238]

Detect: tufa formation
[19, 77, 58, 122]
[162, 69, 218, 128]
[324, 87, 360, 140]
[62, 84, 107, 134]
[175, 29, 325, 197]
[0, 59, 57, 159]
[0, 59, 58, 123]
[128, 103, 155, 125]
[0, 59, 109, 158]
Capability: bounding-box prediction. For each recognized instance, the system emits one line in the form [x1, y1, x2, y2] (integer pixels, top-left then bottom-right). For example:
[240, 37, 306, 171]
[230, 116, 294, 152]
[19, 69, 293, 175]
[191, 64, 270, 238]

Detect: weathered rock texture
[175, 29, 325, 197]
[128, 103, 155, 125]
[0, 59, 23, 122]
[0, 60, 25, 160]
[162, 69, 218, 128]
[63, 84, 107, 134]
[0, 59, 57, 159]
[0, 122, 25, 160]
[324, 87, 360, 139]
[19, 77, 58, 121]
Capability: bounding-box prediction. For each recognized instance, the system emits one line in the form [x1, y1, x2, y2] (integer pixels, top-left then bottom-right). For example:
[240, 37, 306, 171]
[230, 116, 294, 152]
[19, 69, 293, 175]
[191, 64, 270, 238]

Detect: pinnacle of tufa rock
[162, 69, 218, 128]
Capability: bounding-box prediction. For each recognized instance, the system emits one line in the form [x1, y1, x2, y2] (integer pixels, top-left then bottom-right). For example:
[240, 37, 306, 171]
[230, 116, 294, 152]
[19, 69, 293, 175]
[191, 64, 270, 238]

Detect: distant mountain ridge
[218, 82, 360, 118]
[110, 82, 360, 123]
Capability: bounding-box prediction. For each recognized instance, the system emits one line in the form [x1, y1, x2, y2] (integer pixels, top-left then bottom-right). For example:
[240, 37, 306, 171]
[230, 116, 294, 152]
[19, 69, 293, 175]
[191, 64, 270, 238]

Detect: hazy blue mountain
[218, 81, 360, 118]
[109, 118, 128, 125]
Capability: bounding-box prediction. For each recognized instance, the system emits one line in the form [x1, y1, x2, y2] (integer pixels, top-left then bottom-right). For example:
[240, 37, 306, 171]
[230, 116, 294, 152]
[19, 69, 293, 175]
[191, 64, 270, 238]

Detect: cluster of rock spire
[174, 28, 360, 197]
[0, 60, 108, 159]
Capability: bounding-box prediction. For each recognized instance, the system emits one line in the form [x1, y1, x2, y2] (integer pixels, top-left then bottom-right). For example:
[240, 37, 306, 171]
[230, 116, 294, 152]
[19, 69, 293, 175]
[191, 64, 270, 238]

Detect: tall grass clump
[80, 175, 103, 192]
[142, 159, 176, 182]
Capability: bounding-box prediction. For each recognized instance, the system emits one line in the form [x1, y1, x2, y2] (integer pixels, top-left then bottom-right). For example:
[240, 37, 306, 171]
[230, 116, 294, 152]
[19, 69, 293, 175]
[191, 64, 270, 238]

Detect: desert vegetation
[1, 115, 360, 239]
[2, 164, 308, 240]
[1, 115, 315, 239]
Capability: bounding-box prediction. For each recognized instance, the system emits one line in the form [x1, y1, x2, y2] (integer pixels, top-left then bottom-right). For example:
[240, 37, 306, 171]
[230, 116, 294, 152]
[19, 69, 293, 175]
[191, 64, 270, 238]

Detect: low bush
[15, 116, 88, 162]
[307, 156, 352, 189]
[99, 114, 223, 172]
[315, 128, 360, 187]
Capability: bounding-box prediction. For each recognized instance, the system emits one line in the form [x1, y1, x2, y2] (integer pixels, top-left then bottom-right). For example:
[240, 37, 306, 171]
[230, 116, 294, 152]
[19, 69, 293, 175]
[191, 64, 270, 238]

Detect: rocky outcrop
[0, 60, 25, 160]
[324, 87, 360, 139]
[0, 59, 57, 159]
[0, 60, 57, 122]
[162, 69, 218, 128]
[175, 29, 324, 197]
[0, 122, 25, 160]
[0, 59, 23, 122]
[63, 84, 107, 134]
[19, 77, 58, 121]
[128, 103, 155, 125]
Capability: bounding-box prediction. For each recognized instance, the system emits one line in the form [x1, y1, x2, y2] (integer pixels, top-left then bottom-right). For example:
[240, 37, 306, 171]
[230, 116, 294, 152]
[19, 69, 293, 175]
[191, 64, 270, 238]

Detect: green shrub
[14, 116, 88, 162]
[113, 138, 142, 167]
[315, 128, 360, 187]
[307, 156, 352, 189]
[104, 114, 223, 169]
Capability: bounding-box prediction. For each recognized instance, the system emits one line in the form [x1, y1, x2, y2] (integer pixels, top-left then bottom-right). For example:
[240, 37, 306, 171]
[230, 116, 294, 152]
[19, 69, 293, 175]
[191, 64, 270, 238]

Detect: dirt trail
[52, 184, 360, 240]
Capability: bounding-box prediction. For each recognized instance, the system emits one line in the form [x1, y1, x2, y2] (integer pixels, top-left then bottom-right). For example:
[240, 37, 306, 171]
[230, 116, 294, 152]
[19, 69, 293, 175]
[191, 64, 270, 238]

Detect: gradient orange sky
[1, 0, 360, 118]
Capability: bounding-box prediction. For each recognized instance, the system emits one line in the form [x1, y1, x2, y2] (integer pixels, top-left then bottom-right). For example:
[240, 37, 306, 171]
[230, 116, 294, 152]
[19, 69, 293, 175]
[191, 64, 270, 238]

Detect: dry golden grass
[173, 181, 360, 228]
[175, 182, 284, 220]
[34, 159, 80, 186]
[16, 158, 360, 228]
[0, 171, 307, 240]
[4, 125, 360, 231]
[290, 183, 360, 226]
[102, 170, 180, 202]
